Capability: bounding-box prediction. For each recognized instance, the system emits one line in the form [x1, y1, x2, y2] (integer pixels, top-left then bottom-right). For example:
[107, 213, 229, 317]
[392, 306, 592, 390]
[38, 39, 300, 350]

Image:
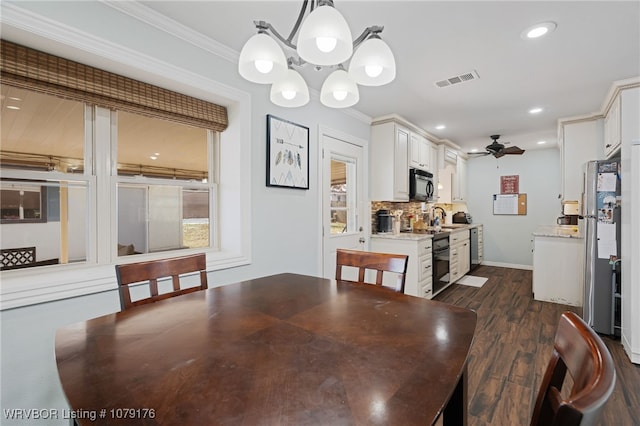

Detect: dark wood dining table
[55, 273, 477, 425]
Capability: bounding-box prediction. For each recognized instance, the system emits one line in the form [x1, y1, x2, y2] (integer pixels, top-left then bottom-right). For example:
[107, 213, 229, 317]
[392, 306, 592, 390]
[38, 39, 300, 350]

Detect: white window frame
[0, 62, 252, 311]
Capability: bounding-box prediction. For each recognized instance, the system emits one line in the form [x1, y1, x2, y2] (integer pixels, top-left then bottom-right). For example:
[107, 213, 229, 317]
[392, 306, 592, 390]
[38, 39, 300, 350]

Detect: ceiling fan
[469, 135, 525, 158]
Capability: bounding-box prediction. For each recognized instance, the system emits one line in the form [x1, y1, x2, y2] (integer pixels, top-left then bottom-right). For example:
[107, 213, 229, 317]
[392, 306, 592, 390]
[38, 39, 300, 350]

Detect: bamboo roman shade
[0, 40, 228, 132]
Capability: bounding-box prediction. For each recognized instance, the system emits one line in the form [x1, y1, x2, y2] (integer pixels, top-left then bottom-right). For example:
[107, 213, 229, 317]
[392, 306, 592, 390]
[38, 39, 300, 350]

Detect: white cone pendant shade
[297, 5, 353, 66]
[270, 69, 310, 107]
[320, 69, 359, 108]
[348, 37, 396, 86]
[238, 33, 288, 84]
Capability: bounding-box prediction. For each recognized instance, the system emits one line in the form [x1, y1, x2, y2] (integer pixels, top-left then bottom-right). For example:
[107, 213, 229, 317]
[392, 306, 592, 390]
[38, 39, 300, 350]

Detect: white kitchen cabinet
[532, 234, 584, 306]
[429, 143, 439, 199]
[437, 166, 454, 203]
[371, 121, 409, 201]
[604, 94, 621, 158]
[452, 156, 467, 202]
[409, 132, 430, 171]
[371, 236, 433, 299]
[437, 153, 466, 203]
[558, 118, 602, 206]
[619, 85, 640, 364]
[449, 229, 470, 283]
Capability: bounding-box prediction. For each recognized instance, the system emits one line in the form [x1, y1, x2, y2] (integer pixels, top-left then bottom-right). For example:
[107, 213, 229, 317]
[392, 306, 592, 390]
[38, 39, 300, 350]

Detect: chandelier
[238, 0, 396, 108]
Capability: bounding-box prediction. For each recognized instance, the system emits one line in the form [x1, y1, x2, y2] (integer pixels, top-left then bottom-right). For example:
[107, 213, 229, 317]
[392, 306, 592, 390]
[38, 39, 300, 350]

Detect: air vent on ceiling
[435, 70, 480, 88]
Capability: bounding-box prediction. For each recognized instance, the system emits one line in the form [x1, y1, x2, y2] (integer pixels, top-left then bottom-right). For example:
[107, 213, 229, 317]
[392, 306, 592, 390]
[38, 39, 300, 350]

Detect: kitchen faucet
[433, 206, 446, 223]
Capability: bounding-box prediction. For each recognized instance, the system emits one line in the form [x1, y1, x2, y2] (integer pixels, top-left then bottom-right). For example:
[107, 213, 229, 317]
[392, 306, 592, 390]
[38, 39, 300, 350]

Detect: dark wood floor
[434, 265, 640, 426]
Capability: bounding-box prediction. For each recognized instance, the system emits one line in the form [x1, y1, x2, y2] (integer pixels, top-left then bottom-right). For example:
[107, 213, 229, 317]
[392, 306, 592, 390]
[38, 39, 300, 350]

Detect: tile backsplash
[371, 201, 467, 231]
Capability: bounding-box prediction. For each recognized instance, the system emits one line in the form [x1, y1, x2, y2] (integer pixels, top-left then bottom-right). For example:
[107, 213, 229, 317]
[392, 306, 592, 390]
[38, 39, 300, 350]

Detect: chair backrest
[335, 249, 408, 293]
[115, 253, 208, 310]
[530, 311, 616, 426]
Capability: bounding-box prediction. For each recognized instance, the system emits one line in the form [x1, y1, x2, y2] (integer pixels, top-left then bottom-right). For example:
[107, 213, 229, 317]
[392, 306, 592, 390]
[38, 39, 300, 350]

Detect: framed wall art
[266, 114, 309, 189]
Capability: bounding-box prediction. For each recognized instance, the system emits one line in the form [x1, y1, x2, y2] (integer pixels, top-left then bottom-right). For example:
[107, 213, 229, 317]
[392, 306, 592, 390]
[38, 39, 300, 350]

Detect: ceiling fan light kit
[469, 135, 526, 158]
[238, 0, 396, 108]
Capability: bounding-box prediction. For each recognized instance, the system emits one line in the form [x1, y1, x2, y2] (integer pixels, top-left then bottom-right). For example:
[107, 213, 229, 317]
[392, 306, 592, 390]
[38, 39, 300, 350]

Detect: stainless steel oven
[432, 234, 450, 294]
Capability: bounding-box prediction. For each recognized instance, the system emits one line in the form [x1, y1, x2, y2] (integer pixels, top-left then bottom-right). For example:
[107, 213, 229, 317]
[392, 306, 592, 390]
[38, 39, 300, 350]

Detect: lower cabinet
[532, 235, 584, 306]
[371, 236, 433, 299]
[450, 229, 470, 283]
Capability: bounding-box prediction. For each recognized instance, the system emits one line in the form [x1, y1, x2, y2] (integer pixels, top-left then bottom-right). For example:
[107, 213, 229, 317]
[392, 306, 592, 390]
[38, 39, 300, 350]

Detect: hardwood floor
[434, 265, 640, 426]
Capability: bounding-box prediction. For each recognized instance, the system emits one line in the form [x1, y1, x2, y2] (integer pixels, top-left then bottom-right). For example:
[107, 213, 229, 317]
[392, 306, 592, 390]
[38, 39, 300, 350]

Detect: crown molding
[0, 2, 244, 105]
[101, 0, 239, 63]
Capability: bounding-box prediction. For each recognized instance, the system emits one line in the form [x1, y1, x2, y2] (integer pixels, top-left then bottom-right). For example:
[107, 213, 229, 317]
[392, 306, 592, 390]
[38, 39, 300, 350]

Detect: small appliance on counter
[376, 209, 393, 233]
[557, 200, 581, 225]
[452, 212, 472, 224]
[556, 215, 580, 225]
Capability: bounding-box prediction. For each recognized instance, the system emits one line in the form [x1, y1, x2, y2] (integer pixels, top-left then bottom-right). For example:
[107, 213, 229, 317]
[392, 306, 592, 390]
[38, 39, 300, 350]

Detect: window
[0, 87, 89, 267]
[0, 39, 249, 310]
[330, 158, 357, 234]
[115, 111, 213, 256]
[1, 41, 227, 269]
[1, 183, 46, 222]
[0, 87, 217, 267]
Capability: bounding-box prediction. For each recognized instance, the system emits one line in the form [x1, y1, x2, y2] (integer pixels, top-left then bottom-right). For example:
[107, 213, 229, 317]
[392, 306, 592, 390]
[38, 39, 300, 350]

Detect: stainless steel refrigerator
[583, 159, 621, 336]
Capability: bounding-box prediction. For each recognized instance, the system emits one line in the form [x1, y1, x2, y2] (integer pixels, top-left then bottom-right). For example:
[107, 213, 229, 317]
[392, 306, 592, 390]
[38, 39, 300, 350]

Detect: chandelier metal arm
[286, 0, 311, 44]
[255, 19, 385, 56]
[352, 25, 384, 48]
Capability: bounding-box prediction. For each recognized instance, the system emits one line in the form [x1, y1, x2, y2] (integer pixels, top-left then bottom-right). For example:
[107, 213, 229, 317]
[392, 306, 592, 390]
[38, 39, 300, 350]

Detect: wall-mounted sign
[500, 175, 519, 194]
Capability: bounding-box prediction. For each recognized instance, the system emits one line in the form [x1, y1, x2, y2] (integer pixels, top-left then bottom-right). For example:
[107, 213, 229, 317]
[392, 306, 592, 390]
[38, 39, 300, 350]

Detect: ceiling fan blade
[503, 146, 525, 155]
[494, 150, 506, 159]
[467, 151, 490, 156]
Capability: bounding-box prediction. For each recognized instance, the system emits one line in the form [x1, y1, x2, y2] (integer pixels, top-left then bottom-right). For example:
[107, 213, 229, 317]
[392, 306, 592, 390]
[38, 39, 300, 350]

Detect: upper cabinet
[370, 121, 410, 201]
[409, 132, 431, 172]
[453, 156, 467, 202]
[558, 118, 602, 204]
[429, 143, 439, 199]
[604, 94, 621, 158]
[436, 146, 466, 204]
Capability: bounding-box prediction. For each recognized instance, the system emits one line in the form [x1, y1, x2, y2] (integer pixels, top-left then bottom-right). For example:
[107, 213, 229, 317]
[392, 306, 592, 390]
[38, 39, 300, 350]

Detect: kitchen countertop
[371, 223, 481, 241]
[532, 225, 583, 239]
[371, 232, 434, 241]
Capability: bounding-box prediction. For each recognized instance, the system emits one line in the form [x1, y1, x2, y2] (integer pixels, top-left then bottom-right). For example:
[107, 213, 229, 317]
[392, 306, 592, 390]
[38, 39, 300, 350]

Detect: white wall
[466, 148, 561, 268]
[0, 3, 371, 424]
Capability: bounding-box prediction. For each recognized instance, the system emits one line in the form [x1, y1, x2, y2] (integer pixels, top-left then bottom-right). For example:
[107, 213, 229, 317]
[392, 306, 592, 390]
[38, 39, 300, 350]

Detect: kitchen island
[532, 225, 584, 306]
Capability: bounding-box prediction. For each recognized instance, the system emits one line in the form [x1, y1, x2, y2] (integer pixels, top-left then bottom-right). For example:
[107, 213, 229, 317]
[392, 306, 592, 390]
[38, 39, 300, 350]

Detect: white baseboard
[480, 261, 533, 271]
[622, 333, 640, 365]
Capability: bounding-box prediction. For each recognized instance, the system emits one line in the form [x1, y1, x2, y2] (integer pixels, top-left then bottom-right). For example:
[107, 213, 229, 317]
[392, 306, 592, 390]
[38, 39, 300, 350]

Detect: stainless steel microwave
[409, 168, 434, 201]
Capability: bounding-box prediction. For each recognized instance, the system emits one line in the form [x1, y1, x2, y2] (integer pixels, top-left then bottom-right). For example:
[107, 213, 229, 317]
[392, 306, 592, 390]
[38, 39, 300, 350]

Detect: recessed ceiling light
[470, 148, 478, 153]
[435, 124, 446, 130]
[537, 140, 547, 145]
[6, 105, 20, 110]
[521, 22, 557, 40]
[150, 155, 158, 160]
[529, 107, 543, 114]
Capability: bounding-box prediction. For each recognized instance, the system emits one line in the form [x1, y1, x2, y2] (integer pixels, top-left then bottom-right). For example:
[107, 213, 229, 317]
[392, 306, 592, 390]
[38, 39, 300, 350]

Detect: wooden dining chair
[530, 311, 616, 426]
[335, 249, 409, 293]
[115, 253, 208, 310]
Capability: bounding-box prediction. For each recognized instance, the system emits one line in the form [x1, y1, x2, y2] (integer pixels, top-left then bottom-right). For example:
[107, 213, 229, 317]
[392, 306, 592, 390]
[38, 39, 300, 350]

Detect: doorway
[321, 129, 367, 278]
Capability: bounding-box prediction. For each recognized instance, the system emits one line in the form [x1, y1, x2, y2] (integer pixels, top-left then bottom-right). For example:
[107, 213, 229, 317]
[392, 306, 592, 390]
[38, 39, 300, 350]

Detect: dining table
[55, 273, 477, 425]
